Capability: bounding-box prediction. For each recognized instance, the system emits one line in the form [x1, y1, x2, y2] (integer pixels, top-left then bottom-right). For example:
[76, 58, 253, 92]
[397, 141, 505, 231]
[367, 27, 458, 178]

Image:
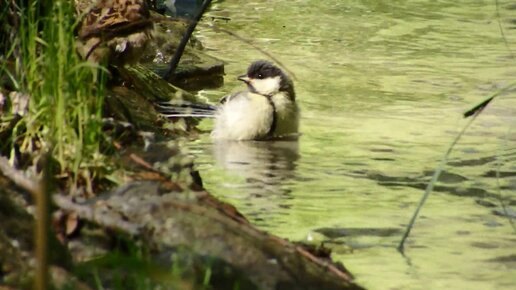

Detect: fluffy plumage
[159, 60, 299, 140]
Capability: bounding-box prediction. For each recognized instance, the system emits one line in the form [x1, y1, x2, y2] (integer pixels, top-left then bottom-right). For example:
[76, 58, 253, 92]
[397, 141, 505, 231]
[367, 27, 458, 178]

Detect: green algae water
[184, 1, 515, 289]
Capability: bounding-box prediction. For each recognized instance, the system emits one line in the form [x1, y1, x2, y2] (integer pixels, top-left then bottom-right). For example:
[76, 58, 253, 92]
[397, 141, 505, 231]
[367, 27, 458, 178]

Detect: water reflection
[212, 140, 299, 197]
[188, 1, 516, 289]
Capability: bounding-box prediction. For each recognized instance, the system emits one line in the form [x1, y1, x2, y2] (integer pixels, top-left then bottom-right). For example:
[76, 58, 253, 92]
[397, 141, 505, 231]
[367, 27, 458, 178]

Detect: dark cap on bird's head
[246, 60, 285, 79]
[238, 60, 295, 99]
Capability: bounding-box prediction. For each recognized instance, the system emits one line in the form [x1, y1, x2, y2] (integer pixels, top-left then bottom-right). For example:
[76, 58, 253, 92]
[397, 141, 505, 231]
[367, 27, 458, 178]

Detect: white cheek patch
[250, 76, 281, 95]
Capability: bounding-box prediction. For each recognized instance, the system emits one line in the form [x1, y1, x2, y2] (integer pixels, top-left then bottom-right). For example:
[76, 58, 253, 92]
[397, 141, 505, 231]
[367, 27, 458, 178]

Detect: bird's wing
[155, 100, 218, 118]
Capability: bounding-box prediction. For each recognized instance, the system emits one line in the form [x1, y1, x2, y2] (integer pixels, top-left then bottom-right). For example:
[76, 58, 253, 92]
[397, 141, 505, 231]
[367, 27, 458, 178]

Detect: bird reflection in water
[210, 139, 300, 221]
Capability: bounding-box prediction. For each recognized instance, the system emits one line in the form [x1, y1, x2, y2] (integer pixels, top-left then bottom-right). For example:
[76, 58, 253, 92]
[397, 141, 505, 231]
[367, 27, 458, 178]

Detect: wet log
[106, 64, 202, 137]
[0, 147, 363, 290]
[54, 178, 363, 290]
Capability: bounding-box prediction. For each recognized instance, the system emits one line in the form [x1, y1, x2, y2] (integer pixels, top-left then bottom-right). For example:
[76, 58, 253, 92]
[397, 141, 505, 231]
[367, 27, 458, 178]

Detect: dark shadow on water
[344, 158, 516, 208]
[315, 227, 402, 239]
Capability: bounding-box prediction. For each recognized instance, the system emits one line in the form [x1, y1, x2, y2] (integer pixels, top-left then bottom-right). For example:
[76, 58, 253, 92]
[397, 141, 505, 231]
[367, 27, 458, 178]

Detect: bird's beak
[238, 74, 250, 83]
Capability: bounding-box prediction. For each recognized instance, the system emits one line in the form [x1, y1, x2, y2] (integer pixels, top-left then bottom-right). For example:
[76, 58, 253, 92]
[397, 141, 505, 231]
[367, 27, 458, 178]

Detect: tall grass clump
[9, 0, 107, 192]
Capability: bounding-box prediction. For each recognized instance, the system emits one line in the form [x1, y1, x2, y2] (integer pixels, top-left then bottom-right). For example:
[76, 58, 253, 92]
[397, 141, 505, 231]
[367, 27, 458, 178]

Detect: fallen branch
[52, 195, 141, 235]
[0, 156, 141, 235]
[0, 156, 39, 196]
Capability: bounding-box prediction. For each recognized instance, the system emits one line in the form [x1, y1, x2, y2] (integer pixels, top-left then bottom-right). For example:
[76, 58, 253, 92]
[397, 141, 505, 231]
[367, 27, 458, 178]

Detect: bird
[158, 60, 299, 141]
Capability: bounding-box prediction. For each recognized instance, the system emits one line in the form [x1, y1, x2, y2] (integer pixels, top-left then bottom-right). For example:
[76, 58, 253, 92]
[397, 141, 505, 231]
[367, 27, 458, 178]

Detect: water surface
[182, 1, 515, 289]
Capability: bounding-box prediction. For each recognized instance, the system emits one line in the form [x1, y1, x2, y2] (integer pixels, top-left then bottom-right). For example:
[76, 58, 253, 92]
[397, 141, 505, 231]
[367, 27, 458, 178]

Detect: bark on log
[0, 151, 363, 290]
[54, 179, 364, 290]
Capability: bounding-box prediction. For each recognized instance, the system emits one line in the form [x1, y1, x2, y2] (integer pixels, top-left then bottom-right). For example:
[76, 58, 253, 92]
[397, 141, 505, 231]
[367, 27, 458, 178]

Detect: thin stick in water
[397, 114, 478, 253]
[397, 84, 515, 253]
[164, 0, 213, 80]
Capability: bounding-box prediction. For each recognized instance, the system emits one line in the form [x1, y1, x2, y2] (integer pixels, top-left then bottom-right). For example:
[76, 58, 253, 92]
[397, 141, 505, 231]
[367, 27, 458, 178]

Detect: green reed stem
[398, 83, 516, 253]
[8, 2, 107, 286]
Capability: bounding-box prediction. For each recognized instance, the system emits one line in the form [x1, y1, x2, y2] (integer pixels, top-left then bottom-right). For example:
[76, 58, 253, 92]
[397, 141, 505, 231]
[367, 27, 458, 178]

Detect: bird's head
[238, 60, 294, 99]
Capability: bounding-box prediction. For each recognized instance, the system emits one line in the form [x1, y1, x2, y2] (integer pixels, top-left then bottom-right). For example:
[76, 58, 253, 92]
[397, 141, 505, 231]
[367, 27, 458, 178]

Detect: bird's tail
[155, 100, 217, 118]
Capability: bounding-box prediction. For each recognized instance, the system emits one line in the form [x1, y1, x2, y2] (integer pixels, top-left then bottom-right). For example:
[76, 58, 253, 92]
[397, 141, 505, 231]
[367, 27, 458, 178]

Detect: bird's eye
[257, 74, 263, 79]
